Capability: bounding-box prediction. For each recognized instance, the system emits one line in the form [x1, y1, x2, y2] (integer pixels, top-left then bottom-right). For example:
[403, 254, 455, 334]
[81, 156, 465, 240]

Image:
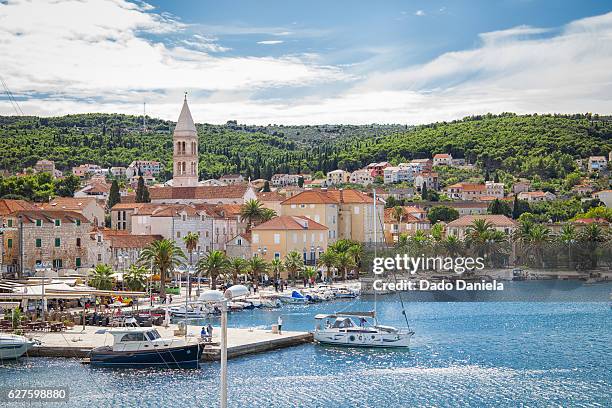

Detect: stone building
[172, 95, 199, 187]
[2, 210, 91, 276]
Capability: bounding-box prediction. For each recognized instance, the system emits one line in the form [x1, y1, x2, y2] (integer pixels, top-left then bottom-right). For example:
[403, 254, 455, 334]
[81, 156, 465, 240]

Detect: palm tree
[559, 224, 577, 268]
[347, 243, 364, 272]
[260, 208, 277, 223]
[228, 257, 247, 284]
[124, 264, 148, 291]
[465, 219, 495, 257]
[89, 264, 114, 290]
[317, 249, 337, 281]
[196, 250, 228, 290]
[391, 205, 404, 223]
[442, 235, 464, 257]
[579, 223, 608, 269]
[248, 256, 268, 285]
[240, 199, 264, 230]
[334, 251, 356, 281]
[270, 258, 284, 281]
[526, 224, 552, 268]
[284, 250, 304, 285]
[138, 239, 186, 299]
[182, 231, 199, 297]
[303, 266, 317, 285]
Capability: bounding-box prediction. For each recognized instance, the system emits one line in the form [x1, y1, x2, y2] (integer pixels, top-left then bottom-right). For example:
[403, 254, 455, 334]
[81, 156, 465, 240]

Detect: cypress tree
[421, 183, 428, 200]
[107, 179, 121, 209]
[135, 176, 151, 203]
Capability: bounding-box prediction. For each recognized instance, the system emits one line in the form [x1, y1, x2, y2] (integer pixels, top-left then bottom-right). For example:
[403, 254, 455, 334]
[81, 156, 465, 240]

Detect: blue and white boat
[279, 290, 309, 304]
[0, 334, 38, 360]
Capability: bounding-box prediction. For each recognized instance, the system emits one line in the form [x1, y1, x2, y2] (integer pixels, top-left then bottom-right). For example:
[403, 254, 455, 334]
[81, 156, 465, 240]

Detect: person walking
[277, 315, 283, 335]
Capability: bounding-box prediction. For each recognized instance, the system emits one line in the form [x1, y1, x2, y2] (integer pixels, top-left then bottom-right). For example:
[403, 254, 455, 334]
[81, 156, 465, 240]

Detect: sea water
[2, 281, 611, 407]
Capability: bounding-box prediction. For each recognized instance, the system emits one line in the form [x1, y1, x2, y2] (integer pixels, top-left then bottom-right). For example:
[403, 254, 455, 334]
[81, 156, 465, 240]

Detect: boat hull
[314, 330, 412, 348]
[0, 335, 36, 360]
[90, 343, 203, 369]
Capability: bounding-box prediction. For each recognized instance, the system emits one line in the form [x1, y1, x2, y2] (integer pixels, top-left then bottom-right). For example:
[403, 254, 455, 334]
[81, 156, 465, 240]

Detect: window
[35, 238, 42, 248]
[252, 234, 259, 243]
[36, 219, 42, 227]
[55, 238, 61, 247]
[7, 219, 12, 227]
[55, 219, 61, 227]
[237, 238, 242, 245]
[182, 215, 186, 221]
[53, 259, 62, 269]
[291, 204, 296, 209]
[274, 234, 280, 244]
[300, 204, 306, 208]
[97, 254, 102, 262]
[97, 235, 102, 243]
[76, 238, 81, 247]
[146, 330, 161, 341]
[274, 252, 280, 260]
[7, 238, 12, 248]
[176, 231, 181, 238]
[354, 206, 360, 214]
[120, 332, 145, 342]
[76, 258, 81, 267]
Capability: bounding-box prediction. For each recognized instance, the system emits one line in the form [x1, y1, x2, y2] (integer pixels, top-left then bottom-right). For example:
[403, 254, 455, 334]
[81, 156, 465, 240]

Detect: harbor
[26, 324, 313, 360]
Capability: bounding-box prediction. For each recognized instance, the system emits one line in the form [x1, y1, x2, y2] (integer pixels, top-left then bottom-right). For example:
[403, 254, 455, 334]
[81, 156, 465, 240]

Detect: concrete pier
[26, 324, 313, 360]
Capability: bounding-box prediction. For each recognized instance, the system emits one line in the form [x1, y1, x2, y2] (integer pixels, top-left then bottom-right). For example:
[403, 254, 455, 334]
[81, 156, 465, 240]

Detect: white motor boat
[168, 302, 212, 318]
[334, 287, 359, 299]
[259, 297, 282, 308]
[278, 290, 309, 304]
[314, 312, 414, 348]
[0, 334, 38, 360]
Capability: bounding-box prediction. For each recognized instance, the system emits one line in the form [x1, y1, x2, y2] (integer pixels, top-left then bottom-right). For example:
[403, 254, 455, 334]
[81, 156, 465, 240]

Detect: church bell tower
[172, 94, 199, 187]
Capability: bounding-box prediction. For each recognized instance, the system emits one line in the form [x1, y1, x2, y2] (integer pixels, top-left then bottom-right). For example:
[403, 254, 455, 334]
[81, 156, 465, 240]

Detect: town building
[366, 162, 391, 178]
[410, 201, 489, 216]
[74, 179, 111, 202]
[257, 191, 285, 214]
[444, 181, 503, 200]
[72, 164, 103, 178]
[593, 190, 612, 207]
[383, 207, 431, 243]
[126, 160, 162, 179]
[383, 165, 413, 185]
[172, 96, 199, 187]
[512, 179, 531, 194]
[280, 189, 381, 243]
[414, 171, 439, 191]
[219, 174, 245, 185]
[517, 191, 557, 202]
[225, 232, 252, 260]
[110, 166, 127, 178]
[433, 153, 453, 166]
[201, 179, 228, 187]
[446, 215, 517, 240]
[89, 229, 162, 270]
[588, 156, 607, 172]
[39, 197, 105, 227]
[388, 187, 415, 201]
[148, 184, 257, 205]
[34, 160, 56, 175]
[2, 210, 91, 276]
[349, 169, 374, 186]
[251, 216, 328, 270]
[270, 174, 301, 187]
[326, 170, 351, 186]
[409, 158, 433, 173]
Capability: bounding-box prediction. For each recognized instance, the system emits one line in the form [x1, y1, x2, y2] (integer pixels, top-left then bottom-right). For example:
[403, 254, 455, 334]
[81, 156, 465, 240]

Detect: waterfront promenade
[27, 323, 313, 361]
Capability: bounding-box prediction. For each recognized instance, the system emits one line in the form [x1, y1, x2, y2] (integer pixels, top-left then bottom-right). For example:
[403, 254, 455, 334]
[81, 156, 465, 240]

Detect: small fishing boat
[0, 334, 38, 360]
[334, 287, 359, 299]
[314, 312, 414, 348]
[90, 326, 203, 369]
[279, 290, 308, 304]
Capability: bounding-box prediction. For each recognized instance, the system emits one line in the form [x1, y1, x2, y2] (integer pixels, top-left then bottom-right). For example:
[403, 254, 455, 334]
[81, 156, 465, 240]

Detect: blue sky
[0, 0, 611, 124]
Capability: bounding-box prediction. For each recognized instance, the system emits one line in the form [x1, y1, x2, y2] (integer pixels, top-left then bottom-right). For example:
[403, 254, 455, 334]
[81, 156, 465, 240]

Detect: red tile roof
[256, 191, 286, 201]
[0, 199, 38, 216]
[149, 185, 250, 200]
[39, 197, 100, 211]
[281, 189, 373, 205]
[8, 209, 90, 224]
[108, 234, 163, 248]
[446, 215, 517, 228]
[252, 216, 328, 231]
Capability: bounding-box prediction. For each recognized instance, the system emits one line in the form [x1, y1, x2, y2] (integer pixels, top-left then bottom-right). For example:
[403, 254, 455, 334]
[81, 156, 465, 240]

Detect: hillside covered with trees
[0, 113, 611, 187]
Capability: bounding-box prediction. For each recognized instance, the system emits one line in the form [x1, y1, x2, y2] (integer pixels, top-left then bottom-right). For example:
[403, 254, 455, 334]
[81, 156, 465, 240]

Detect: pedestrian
[303, 278, 307, 288]
[277, 315, 283, 335]
[207, 323, 213, 338]
[169, 294, 173, 304]
[274, 280, 278, 292]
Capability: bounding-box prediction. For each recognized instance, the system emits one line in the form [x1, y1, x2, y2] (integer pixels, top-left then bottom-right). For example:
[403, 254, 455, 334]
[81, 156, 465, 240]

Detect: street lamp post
[35, 262, 51, 322]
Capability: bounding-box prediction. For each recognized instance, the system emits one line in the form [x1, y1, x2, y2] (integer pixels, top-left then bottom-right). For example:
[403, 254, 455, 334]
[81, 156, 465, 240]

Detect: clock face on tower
[172, 95, 199, 187]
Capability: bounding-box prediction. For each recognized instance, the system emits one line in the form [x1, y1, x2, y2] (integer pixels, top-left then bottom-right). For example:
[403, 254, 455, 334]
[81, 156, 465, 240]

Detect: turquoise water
[2, 282, 612, 407]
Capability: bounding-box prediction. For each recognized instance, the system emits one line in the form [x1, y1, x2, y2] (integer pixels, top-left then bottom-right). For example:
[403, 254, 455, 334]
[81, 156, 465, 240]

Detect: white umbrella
[224, 285, 249, 299]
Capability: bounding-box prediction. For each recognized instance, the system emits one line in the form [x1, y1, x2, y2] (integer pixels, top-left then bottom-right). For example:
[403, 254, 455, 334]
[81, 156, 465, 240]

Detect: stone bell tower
[172, 94, 199, 187]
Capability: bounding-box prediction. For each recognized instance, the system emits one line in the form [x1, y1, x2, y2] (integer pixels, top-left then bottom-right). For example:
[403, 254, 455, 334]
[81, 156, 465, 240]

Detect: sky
[0, 0, 611, 125]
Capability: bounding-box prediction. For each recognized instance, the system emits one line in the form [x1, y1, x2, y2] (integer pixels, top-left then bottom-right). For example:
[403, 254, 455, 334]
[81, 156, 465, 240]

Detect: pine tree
[298, 176, 304, 188]
[107, 179, 121, 209]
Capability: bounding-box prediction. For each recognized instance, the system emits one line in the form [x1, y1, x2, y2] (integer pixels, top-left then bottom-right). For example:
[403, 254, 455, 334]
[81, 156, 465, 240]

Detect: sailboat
[313, 188, 415, 348]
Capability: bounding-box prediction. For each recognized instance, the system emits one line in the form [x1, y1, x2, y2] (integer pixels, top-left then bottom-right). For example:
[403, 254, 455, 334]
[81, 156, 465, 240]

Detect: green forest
[1, 112, 611, 187]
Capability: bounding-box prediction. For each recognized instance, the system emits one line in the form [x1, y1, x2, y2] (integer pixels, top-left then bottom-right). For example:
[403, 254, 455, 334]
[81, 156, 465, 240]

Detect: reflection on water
[2, 282, 611, 407]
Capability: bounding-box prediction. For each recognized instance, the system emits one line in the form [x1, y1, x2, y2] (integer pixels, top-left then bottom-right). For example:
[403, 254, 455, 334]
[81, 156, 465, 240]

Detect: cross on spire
[184, 91, 187, 101]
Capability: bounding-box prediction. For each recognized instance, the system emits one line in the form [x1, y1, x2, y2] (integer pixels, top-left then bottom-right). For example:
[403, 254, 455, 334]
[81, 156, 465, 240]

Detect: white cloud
[257, 40, 284, 45]
[415, 10, 426, 17]
[0, 1, 611, 125]
[0, 0, 346, 103]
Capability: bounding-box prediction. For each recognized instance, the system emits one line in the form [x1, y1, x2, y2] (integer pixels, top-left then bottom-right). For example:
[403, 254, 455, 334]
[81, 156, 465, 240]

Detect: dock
[26, 324, 313, 361]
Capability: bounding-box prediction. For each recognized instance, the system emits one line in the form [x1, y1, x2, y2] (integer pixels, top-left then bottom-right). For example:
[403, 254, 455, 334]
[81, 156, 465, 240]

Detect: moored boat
[0, 334, 38, 360]
[90, 326, 203, 369]
[314, 312, 414, 348]
[279, 290, 308, 304]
